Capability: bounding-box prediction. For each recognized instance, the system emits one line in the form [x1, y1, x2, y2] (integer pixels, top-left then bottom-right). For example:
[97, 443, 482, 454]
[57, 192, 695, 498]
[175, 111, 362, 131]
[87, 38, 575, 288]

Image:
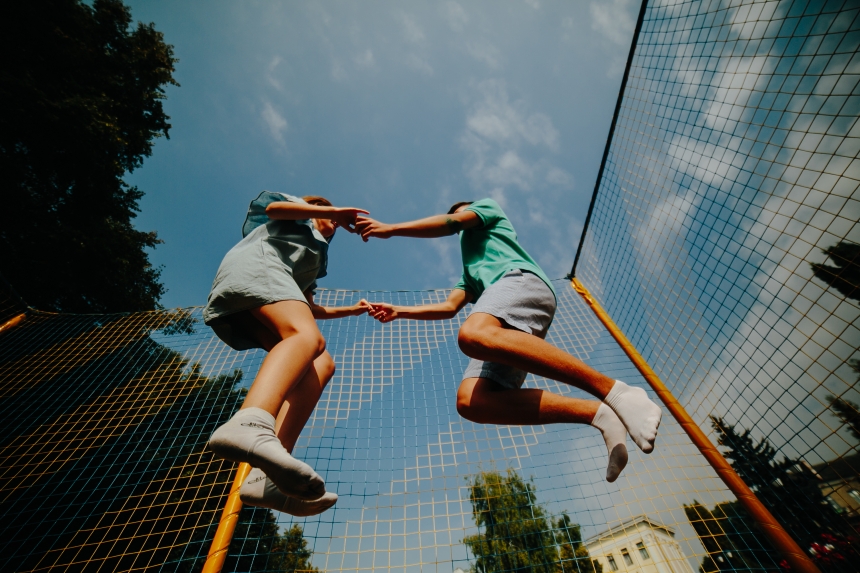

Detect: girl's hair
[303, 195, 333, 207]
[447, 201, 474, 214]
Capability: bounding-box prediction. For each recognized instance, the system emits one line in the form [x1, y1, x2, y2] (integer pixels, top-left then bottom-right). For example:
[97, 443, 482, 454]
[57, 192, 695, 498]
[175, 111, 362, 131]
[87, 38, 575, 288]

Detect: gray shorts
[462, 270, 556, 389]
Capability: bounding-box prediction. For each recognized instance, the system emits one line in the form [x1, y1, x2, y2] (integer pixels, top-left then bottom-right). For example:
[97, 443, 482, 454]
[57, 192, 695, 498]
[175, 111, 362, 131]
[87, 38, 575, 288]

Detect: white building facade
[585, 516, 695, 573]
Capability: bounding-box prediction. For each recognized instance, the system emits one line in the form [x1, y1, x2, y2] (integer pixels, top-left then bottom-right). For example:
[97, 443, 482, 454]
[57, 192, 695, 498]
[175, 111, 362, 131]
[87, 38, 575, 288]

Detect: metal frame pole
[202, 462, 252, 573]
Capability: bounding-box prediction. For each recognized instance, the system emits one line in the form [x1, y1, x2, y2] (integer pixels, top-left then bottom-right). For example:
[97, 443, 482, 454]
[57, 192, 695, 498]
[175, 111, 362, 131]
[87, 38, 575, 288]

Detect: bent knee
[317, 352, 336, 386]
[457, 324, 490, 358]
[456, 380, 478, 421]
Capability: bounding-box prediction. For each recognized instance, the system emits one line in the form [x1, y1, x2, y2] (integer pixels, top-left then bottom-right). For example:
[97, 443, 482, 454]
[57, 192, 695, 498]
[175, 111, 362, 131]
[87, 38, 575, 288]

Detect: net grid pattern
[576, 0, 860, 568]
[0, 282, 739, 573]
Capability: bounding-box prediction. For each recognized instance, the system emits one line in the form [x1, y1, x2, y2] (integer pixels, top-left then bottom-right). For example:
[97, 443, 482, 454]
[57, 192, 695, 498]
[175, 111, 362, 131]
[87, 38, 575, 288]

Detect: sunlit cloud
[260, 100, 288, 144]
[266, 56, 283, 91]
[401, 13, 425, 43]
[466, 40, 502, 70]
[443, 1, 469, 32]
[354, 49, 375, 69]
[405, 53, 434, 75]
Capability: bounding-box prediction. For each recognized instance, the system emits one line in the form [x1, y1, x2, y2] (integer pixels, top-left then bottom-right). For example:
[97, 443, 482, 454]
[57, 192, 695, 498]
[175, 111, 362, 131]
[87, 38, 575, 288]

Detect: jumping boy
[354, 199, 662, 482]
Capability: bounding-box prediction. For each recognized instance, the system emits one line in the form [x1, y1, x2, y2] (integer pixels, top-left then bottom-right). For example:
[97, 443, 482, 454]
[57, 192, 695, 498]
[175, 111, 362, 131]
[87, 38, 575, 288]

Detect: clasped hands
[334, 212, 398, 323]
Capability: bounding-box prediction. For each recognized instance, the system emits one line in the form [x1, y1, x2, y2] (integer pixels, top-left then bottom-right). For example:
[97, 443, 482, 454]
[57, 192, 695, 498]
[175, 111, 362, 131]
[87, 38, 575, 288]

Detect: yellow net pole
[0, 313, 26, 335]
[202, 462, 252, 573]
[571, 278, 820, 573]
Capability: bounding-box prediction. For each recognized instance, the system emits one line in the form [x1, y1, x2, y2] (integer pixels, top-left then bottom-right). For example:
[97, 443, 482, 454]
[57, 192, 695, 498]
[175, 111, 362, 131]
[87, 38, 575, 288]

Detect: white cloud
[466, 40, 501, 70]
[444, 2, 469, 32]
[546, 167, 573, 188]
[590, 0, 635, 46]
[465, 80, 558, 150]
[260, 100, 288, 144]
[331, 59, 347, 81]
[405, 53, 434, 76]
[266, 56, 283, 91]
[459, 80, 567, 194]
[401, 13, 425, 43]
[354, 48, 375, 68]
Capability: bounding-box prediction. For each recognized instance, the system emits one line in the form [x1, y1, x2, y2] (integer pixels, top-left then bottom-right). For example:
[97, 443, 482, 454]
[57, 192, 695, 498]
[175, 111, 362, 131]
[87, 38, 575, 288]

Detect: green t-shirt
[453, 199, 555, 300]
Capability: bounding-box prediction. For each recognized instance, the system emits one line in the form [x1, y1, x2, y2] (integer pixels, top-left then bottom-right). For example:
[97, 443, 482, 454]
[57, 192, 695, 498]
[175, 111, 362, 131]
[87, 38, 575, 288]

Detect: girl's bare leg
[208, 300, 328, 499]
[240, 300, 327, 416]
[274, 351, 336, 452]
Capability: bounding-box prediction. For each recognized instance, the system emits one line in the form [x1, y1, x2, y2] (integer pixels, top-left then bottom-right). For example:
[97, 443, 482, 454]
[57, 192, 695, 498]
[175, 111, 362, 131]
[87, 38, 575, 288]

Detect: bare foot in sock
[591, 403, 628, 482]
[240, 468, 338, 516]
[208, 407, 326, 500]
[603, 380, 662, 454]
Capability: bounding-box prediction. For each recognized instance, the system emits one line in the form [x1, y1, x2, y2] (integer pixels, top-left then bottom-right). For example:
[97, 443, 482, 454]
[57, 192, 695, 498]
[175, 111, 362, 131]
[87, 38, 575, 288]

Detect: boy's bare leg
[456, 377, 628, 482]
[456, 377, 598, 425]
[458, 313, 661, 453]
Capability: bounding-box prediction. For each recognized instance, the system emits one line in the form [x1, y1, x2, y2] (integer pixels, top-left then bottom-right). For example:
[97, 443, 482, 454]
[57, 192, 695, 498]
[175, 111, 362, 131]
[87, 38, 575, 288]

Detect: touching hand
[366, 302, 398, 323]
[355, 216, 394, 242]
[332, 208, 370, 234]
[356, 299, 373, 315]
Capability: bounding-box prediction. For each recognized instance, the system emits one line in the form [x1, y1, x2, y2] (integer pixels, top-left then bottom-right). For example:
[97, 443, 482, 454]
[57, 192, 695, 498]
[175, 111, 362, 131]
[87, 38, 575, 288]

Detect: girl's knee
[317, 352, 336, 386]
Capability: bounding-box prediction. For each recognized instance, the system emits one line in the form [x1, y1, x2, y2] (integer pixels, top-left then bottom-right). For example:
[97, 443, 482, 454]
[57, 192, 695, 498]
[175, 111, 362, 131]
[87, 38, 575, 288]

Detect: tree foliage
[684, 500, 780, 573]
[463, 469, 599, 573]
[810, 241, 860, 302]
[709, 417, 858, 572]
[0, 0, 177, 312]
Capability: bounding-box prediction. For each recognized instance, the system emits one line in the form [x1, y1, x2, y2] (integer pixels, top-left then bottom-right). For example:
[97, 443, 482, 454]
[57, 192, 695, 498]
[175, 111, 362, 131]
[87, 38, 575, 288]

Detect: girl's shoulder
[242, 191, 307, 237]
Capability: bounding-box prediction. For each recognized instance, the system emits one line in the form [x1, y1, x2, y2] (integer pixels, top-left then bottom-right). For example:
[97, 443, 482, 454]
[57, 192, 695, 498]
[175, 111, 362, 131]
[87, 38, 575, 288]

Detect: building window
[637, 542, 650, 560]
[621, 548, 634, 566]
[606, 554, 618, 571]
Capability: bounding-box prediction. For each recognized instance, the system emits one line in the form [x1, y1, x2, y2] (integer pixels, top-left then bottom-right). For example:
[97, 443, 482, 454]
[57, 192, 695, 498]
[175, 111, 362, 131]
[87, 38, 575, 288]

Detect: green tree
[710, 417, 858, 572]
[269, 524, 321, 572]
[0, 0, 177, 312]
[684, 500, 779, 573]
[827, 394, 860, 443]
[463, 469, 598, 573]
[810, 241, 860, 301]
[554, 513, 601, 573]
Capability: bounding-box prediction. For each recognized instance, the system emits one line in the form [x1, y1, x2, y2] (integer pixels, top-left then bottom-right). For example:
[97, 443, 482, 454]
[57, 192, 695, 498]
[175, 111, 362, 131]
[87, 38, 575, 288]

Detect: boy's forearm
[393, 303, 460, 320]
[389, 215, 461, 238]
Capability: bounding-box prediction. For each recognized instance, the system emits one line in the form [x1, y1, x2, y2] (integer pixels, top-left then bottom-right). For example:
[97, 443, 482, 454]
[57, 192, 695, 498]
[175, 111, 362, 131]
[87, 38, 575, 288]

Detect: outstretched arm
[305, 290, 371, 320]
[355, 210, 481, 241]
[367, 289, 472, 323]
[266, 202, 369, 233]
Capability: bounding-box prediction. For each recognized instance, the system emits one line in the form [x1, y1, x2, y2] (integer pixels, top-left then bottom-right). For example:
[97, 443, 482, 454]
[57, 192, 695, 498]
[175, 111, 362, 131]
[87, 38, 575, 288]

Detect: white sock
[208, 407, 326, 500]
[591, 403, 629, 482]
[603, 380, 662, 454]
[240, 467, 338, 517]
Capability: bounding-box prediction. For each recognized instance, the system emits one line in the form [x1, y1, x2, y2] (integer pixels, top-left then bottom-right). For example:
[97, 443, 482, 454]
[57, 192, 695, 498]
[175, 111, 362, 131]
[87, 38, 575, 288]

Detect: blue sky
[125, 0, 639, 308]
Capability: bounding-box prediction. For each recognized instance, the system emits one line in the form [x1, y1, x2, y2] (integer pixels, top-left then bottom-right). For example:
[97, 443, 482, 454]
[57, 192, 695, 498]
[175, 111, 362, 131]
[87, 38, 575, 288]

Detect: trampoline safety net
[0, 0, 857, 572]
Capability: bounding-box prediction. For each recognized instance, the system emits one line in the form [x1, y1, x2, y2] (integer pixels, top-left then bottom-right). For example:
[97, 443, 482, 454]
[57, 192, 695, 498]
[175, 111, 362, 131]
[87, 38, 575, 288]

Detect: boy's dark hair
[447, 201, 474, 214]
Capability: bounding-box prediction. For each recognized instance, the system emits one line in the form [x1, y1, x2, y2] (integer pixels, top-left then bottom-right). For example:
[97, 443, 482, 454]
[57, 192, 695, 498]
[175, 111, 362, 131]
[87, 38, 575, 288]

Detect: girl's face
[314, 218, 337, 238]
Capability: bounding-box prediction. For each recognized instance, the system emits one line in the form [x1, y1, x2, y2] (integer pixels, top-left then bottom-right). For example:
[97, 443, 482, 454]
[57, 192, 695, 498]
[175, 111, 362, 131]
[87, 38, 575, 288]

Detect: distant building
[585, 515, 695, 573]
[813, 453, 860, 525]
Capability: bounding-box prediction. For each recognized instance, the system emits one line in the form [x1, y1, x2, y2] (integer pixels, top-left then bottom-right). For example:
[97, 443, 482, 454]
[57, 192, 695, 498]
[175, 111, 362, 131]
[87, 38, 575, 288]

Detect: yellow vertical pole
[0, 313, 26, 335]
[202, 462, 252, 573]
[571, 278, 820, 573]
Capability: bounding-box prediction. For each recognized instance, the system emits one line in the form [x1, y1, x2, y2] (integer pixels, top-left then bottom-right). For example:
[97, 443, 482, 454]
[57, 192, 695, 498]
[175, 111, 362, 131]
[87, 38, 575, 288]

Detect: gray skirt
[462, 269, 556, 389]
